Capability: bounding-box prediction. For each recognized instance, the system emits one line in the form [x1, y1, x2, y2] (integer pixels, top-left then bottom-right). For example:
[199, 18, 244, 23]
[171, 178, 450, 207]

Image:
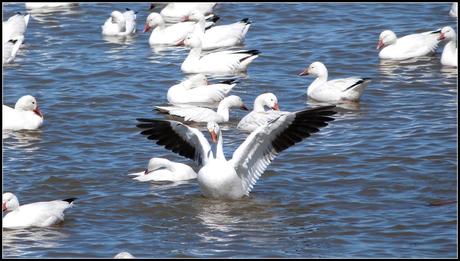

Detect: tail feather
[240, 18, 251, 24]
[219, 79, 238, 85]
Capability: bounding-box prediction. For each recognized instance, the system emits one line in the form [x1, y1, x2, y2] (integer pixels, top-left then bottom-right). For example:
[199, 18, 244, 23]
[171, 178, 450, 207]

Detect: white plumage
[3, 95, 44, 130]
[129, 158, 197, 182]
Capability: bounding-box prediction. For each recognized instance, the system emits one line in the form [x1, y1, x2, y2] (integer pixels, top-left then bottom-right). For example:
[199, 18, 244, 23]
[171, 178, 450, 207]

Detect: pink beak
[33, 106, 43, 118]
[210, 131, 218, 144]
[438, 32, 445, 41]
[2, 202, 7, 212]
[181, 15, 190, 22]
[376, 39, 384, 50]
[143, 24, 151, 33]
[176, 39, 185, 46]
[273, 103, 280, 111]
[298, 69, 309, 76]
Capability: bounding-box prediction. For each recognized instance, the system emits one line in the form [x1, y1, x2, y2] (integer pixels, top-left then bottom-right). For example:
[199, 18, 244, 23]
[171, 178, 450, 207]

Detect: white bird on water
[376, 29, 442, 60]
[299, 61, 371, 103]
[438, 26, 457, 67]
[180, 33, 260, 75]
[3, 95, 44, 130]
[166, 74, 237, 106]
[2, 192, 76, 229]
[101, 9, 137, 36]
[129, 157, 197, 182]
[136, 105, 336, 200]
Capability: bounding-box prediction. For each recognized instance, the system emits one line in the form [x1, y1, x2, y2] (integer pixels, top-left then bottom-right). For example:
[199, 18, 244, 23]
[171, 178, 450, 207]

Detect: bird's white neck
[307, 72, 328, 96]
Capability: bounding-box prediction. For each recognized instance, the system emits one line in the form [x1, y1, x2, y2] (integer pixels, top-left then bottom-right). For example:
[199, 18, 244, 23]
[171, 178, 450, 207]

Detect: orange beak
[438, 32, 445, 41]
[273, 103, 280, 111]
[33, 106, 43, 118]
[210, 131, 218, 144]
[376, 39, 384, 50]
[143, 23, 151, 33]
[298, 69, 309, 76]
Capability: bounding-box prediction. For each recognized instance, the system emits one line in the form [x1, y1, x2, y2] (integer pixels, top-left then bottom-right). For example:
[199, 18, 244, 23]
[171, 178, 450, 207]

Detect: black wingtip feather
[219, 79, 238, 85]
[240, 18, 251, 24]
[63, 198, 77, 204]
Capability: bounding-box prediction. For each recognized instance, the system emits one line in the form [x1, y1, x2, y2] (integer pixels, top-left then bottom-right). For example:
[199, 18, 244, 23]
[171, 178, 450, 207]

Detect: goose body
[144, 12, 196, 45]
[3, 12, 30, 44]
[167, 74, 237, 105]
[299, 61, 371, 102]
[3, 95, 44, 130]
[137, 106, 336, 199]
[377, 29, 441, 60]
[129, 158, 197, 182]
[2, 192, 76, 229]
[439, 26, 457, 67]
[3, 36, 24, 64]
[180, 34, 259, 74]
[160, 3, 216, 23]
[102, 9, 137, 36]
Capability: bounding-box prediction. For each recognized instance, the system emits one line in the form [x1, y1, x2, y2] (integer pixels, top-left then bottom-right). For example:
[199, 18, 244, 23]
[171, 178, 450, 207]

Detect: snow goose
[102, 9, 137, 36]
[438, 26, 457, 67]
[3, 95, 44, 130]
[144, 12, 196, 45]
[167, 74, 237, 106]
[450, 3, 457, 18]
[136, 105, 336, 199]
[156, 95, 248, 123]
[3, 12, 30, 44]
[3, 36, 24, 64]
[237, 93, 288, 132]
[180, 33, 260, 74]
[160, 3, 216, 23]
[184, 10, 251, 50]
[2, 192, 76, 229]
[129, 158, 197, 182]
[377, 29, 442, 60]
[299, 61, 371, 103]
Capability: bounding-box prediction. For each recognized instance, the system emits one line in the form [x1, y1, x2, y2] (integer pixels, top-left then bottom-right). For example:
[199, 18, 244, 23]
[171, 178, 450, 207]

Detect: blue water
[2, 2, 457, 258]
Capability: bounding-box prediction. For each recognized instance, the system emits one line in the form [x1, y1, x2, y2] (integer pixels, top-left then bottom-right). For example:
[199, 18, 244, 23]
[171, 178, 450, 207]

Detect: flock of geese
[1, 2, 458, 252]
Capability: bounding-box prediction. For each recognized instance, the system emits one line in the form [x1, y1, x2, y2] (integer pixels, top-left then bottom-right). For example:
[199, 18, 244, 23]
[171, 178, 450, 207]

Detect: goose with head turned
[102, 9, 137, 36]
[156, 95, 248, 123]
[180, 33, 260, 75]
[299, 61, 371, 103]
[2, 192, 76, 229]
[183, 9, 251, 50]
[129, 158, 197, 182]
[137, 105, 336, 200]
[143, 12, 196, 45]
[438, 26, 457, 67]
[377, 28, 442, 60]
[160, 2, 216, 23]
[167, 74, 237, 106]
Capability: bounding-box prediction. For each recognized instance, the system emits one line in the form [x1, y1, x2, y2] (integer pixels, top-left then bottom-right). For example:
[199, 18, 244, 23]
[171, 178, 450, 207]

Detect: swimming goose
[3, 95, 44, 130]
[299, 61, 371, 102]
[114, 252, 135, 259]
[156, 95, 248, 123]
[438, 26, 457, 67]
[184, 10, 251, 50]
[237, 93, 288, 132]
[144, 12, 196, 45]
[3, 12, 30, 44]
[160, 3, 216, 23]
[2, 192, 76, 229]
[167, 74, 237, 106]
[3, 36, 24, 64]
[180, 33, 260, 74]
[137, 105, 336, 199]
[102, 9, 137, 36]
[129, 158, 197, 182]
[377, 29, 442, 60]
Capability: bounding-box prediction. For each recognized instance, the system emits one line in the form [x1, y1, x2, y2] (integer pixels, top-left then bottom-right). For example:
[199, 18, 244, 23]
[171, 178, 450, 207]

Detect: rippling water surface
[2, 2, 457, 258]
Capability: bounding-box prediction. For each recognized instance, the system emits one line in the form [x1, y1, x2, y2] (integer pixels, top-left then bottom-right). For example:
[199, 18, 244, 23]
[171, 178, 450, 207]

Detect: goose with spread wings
[137, 105, 336, 199]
